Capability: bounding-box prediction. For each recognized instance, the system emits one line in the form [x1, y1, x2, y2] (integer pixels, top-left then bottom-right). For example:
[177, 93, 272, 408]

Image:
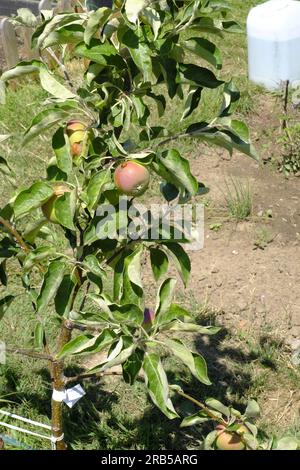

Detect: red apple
[114, 161, 150, 196]
[215, 424, 248, 451]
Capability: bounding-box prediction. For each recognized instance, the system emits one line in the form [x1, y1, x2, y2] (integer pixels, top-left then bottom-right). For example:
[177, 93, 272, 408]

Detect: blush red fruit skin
[71, 142, 83, 157]
[66, 120, 87, 157]
[114, 161, 150, 196]
[215, 424, 248, 451]
[42, 184, 71, 224]
[66, 120, 86, 135]
[143, 308, 155, 326]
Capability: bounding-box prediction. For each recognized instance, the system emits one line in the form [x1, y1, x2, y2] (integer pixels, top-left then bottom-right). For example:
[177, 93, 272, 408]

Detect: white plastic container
[247, 0, 300, 90]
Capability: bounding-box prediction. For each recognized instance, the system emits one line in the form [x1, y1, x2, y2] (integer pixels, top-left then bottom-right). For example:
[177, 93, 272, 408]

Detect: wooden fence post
[0, 18, 19, 69]
[21, 27, 39, 60]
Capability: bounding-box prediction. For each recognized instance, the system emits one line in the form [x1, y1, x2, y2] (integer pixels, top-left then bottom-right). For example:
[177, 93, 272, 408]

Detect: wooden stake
[0, 18, 19, 70]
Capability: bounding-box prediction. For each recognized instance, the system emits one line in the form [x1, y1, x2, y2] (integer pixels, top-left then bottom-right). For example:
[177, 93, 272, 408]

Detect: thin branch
[68, 321, 102, 333]
[6, 347, 54, 362]
[176, 390, 226, 425]
[152, 132, 186, 150]
[46, 47, 74, 90]
[0, 216, 30, 254]
[102, 239, 134, 268]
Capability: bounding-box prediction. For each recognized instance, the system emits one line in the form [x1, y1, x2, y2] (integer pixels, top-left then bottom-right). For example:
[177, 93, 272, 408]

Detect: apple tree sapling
[0, 0, 258, 450]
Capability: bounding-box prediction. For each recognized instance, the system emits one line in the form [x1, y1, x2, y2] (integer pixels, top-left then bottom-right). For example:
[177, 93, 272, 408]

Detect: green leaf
[155, 278, 177, 318]
[23, 218, 48, 244]
[0, 156, 14, 177]
[205, 398, 230, 417]
[0, 295, 14, 320]
[109, 303, 144, 326]
[0, 237, 16, 259]
[149, 247, 169, 282]
[1, 61, 41, 82]
[36, 259, 65, 315]
[83, 255, 104, 278]
[39, 67, 76, 100]
[122, 29, 154, 83]
[36, 13, 84, 49]
[162, 242, 190, 287]
[242, 433, 259, 450]
[88, 341, 136, 373]
[143, 7, 161, 40]
[42, 24, 84, 48]
[75, 40, 124, 67]
[156, 304, 192, 328]
[125, 0, 147, 23]
[125, 247, 143, 281]
[182, 37, 222, 70]
[53, 190, 76, 230]
[204, 430, 219, 450]
[245, 399, 260, 419]
[14, 182, 54, 218]
[180, 411, 210, 428]
[157, 149, 198, 196]
[58, 328, 116, 359]
[220, 80, 240, 117]
[222, 20, 242, 33]
[57, 334, 94, 358]
[143, 352, 178, 419]
[0, 260, 7, 286]
[186, 121, 259, 161]
[54, 274, 76, 317]
[52, 127, 72, 175]
[86, 169, 111, 211]
[121, 247, 144, 305]
[181, 86, 202, 120]
[84, 7, 112, 45]
[165, 338, 211, 385]
[23, 246, 55, 272]
[23, 107, 69, 145]
[14, 8, 38, 28]
[47, 159, 68, 182]
[123, 349, 144, 385]
[159, 182, 179, 202]
[178, 64, 223, 89]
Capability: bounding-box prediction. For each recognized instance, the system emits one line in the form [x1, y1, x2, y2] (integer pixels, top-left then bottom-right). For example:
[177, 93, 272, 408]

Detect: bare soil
[187, 94, 300, 344]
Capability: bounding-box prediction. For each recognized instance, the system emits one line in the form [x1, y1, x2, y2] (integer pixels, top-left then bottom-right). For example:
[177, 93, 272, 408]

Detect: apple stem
[46, 48, 74, 90]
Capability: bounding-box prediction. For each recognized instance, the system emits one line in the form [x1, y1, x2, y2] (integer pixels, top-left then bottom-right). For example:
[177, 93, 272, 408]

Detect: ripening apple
[66, 120, 87, 157]
[42, 183, 71, 224]
[215, 424, 248, 451]
[114, 161, 150, 196]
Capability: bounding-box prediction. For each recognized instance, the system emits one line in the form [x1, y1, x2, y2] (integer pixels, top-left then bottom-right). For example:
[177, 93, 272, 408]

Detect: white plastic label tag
[63, 384, 86, 408]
